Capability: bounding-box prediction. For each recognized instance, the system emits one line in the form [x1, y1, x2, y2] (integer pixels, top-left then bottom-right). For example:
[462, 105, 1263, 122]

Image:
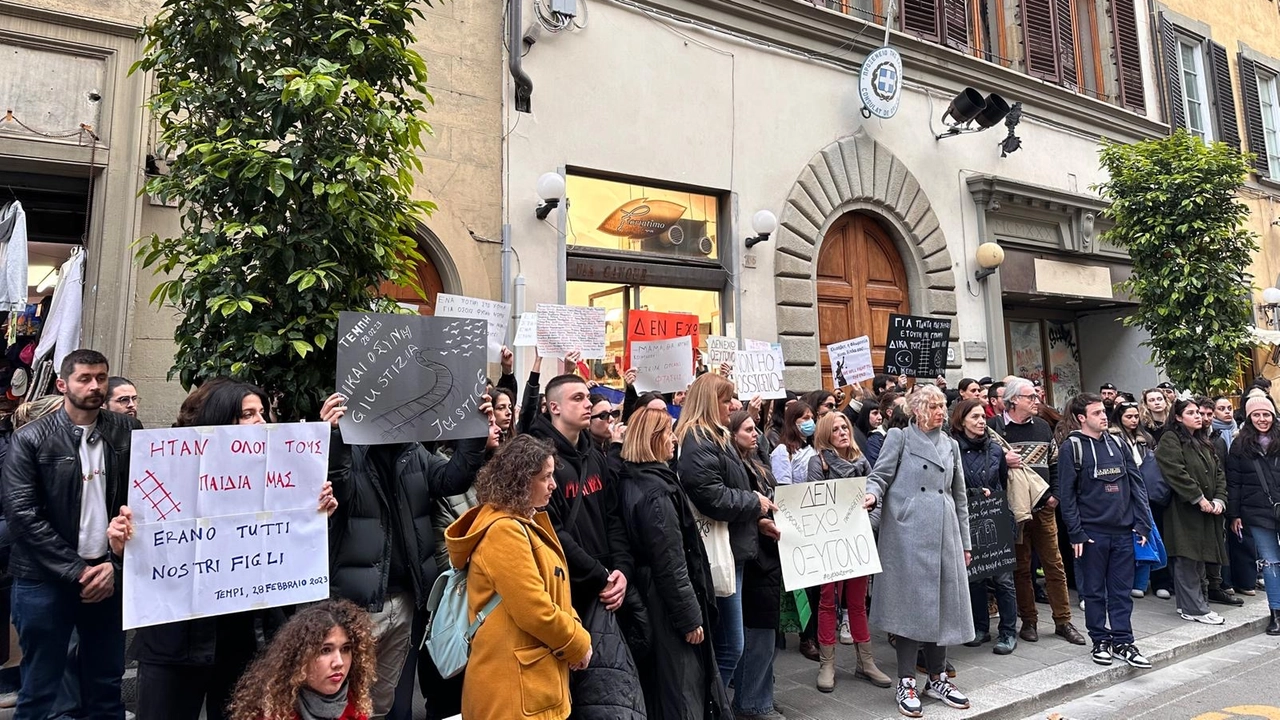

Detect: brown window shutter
[1021, 0, 1061, 82]
[942, 0, 970, 51]
[1055, 0, 1079, 88]
[1160, 15, 1185, 131]
[1238, 54, 1271, 177]
[902, 0, 942, 41]
[1109, 0, 1146, 113]
[1208, 42, 1240, 150]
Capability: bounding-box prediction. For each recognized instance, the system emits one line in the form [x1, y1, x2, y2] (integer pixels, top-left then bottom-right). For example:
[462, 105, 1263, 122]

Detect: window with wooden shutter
[1109, 0, 1145, 113]
[1021, 0, 1060, 81]
[902, 0, 970, 49]
[1055, 0, 1079, 88]
[1209, 43, 1240, 150]
[1160, 15, 1186, 131]
[1238, 55, 1274, 178]
[942, 0, 970, 51]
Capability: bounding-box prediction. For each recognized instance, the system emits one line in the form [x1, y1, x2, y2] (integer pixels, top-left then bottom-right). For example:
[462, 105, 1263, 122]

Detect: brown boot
[816, 643, 837, 693]
[854, 642, 891, 688]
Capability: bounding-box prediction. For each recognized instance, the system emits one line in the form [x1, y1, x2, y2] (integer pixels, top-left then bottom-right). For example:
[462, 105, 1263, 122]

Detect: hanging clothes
[34, 249, 84, 371]
[0, 201, 30, 313]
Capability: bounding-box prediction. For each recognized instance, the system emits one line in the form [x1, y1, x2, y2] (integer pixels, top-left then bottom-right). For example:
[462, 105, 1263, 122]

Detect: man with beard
[2, 349, 141, 719]
[104, 377, 140, 421]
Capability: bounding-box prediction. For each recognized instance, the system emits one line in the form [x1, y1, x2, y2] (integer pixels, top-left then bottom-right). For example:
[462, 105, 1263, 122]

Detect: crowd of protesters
[0, 345, 1275, 720]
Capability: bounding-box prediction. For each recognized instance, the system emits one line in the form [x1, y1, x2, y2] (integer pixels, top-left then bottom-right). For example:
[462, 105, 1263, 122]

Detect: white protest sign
[774, 477, 881, 591]
[536, 303, 607, 359]
[632, 336, 695, 393]
[705, 335, 737, 373]
[435, 293, 510, 363]
[514, 312, 538, 347]
[123, 423, 332, 630]
[733, 350, 787, 400]
[828, 336, 874, 387]
[743, 338, 771, 352]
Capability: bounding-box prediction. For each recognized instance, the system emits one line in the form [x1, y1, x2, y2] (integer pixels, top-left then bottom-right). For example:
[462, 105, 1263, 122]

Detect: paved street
[1021, 633, 1280, 720]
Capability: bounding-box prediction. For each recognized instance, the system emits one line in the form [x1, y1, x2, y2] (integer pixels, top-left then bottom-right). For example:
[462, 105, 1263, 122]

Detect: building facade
[504, 0, 1172, 402]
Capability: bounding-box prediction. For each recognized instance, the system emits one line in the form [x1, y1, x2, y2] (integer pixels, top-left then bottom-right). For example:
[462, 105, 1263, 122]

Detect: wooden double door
[816, 213, 910, 390]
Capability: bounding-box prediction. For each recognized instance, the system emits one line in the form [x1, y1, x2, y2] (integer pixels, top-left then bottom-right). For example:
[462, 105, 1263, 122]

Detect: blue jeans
[731, 628, 776, 715]
[1075, 532, 1136, 645]
[12, 576, 125, 720]
[969, 570, 1017, 639]
[713, 564, 745, 688]
[1250, 525, 1280, 610]
[1133, 563, 1151, 594]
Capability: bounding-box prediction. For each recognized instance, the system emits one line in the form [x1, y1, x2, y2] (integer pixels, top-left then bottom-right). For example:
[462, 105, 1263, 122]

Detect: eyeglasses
[591, 410, 620, 421]
[1015, 393, 1037, 400]
[114, 396, 139, 406]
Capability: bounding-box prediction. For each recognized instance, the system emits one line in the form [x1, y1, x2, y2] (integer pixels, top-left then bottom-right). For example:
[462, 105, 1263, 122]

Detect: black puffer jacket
[1225, 446, 1280, 532]
[741, 457, 781, 632]
[955, 431, 1008, 493]
[328, 436, 486, 611]
[679, 429, 761, 564]
[3, 408, 141, 584]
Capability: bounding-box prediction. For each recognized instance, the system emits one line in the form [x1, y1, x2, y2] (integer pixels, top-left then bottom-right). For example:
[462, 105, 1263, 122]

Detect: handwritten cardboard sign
[513, 312, 538, 347]
[123, 423, 332, 629]
[705, 335, 737, 373]
[335, 312, 489, 445]
[966, 491, 1017, 581]
[536, 303, 607, 359]
[435, 293, 510, 363]
[774, 477, 881, 591]
[828, 336, 874, 387]
[625, 310, 699, 369]
[632, 336, 695, 393]
[884, 314, 952, 378]
[733, 349, 787, 400]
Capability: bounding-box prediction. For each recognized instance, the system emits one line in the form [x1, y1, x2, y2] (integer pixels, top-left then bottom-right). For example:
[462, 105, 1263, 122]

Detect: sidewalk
[771, 590, 1274, 720]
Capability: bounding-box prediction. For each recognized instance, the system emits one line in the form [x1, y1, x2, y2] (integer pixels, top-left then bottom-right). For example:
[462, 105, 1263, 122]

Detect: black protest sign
[883, 314, 951, 377]
[335, 312, 490, 445]
[966, 490, 1017, 581]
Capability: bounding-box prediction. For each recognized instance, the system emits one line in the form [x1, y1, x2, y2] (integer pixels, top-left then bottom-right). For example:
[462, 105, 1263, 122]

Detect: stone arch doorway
[378, 223, 456, 315]
[773, 128, 957, 390]
[817, 213, 910, 389]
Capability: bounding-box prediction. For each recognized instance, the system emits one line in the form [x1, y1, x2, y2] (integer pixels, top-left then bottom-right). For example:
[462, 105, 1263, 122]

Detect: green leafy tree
[133, 0, 434, 419]
[1096, 130, 1257, 395]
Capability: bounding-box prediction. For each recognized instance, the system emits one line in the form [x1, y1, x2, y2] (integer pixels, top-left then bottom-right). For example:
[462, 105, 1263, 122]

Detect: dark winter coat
[328, 437, 486, 611]
[1155, 430, 1228, 564]
[740, 456, 780, 631]
[618, 461, 726, 720]
[1225, 445, 1280, 532]
[679, 429, 761, 565]
[954, 432, 1007, 494]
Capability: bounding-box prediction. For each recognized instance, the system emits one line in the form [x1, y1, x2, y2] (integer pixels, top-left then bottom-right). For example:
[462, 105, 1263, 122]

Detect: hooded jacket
[1057, 431, 1151, 545]
[445, 505, 591, 720]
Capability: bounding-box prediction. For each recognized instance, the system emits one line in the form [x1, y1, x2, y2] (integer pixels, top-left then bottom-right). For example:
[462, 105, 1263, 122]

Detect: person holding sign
[617, 408, 728, 720]
[676, 373, 777, 689]
[2, 350, 142, 720]
[805, 413, 890, 692]
[113, 381, 341, 720]
[226, 598, 377, 720]
[865, 385, 973, 718]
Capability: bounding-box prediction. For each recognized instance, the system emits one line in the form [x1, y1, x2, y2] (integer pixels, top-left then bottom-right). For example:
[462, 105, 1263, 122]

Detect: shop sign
[859, 46, 903, 120]
[597, 198, 687, 239]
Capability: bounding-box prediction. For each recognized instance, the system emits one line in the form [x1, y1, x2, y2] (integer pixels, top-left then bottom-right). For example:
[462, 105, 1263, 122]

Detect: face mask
[799, 419, 816, 437]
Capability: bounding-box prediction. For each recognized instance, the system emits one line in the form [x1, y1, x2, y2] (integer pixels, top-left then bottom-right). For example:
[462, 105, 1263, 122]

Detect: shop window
[564, 174, 720, 262]
[1006, 318, 1080, 408]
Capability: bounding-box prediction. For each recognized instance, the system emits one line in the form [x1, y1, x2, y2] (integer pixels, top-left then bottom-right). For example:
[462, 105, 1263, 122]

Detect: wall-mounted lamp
[1261, 286, 1280, 330]
[937, 88, 1014, 142]
[535, 172, 565, 220]
[744, 210, 778, 249]
[974, 242, 1005, 281]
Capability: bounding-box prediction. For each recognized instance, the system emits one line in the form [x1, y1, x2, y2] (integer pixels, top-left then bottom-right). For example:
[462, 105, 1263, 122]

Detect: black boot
[1268, 609, 1280, 636]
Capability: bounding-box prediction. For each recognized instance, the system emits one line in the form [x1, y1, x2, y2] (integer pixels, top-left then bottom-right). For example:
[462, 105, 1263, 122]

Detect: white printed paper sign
[705, 336, 737, 373]
[632, 336, 695, 393]
[733, 350, 787, 400]
[435, 293, 511, 363]
[514, 313, 538, 347]
[774, 477, 882, 591]
[536, 303, 607, 359]
[123, 423, 332, 630]
[828, 336, 875, 387]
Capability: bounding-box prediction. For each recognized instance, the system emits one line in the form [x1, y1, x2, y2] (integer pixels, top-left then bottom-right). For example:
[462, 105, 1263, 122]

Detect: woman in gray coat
[866, 385, 973, 718]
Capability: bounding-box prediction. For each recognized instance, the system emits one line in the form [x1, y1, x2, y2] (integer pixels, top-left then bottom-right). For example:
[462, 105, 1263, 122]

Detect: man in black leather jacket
[2, 349, 141, 720]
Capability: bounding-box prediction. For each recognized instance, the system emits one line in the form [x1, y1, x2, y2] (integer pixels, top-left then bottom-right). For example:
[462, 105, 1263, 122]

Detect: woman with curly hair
[226, 599, 375, 720]
[445, 434, 592, 720]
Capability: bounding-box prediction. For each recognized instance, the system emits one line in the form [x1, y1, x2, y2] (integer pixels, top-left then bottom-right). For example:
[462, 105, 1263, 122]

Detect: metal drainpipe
[508, 0, 533, 113]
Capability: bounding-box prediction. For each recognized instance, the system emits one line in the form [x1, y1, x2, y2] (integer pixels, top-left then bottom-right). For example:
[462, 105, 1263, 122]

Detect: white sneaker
[1156, 589, 1172, 599]
[1131, 589, 1146, 598]
[838, 608, 853, 645]
[1180, 611, 1226, 625]
[1079, 600, 1085, 610]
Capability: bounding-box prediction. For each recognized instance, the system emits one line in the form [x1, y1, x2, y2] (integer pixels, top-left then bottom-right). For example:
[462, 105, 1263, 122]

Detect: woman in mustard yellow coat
[446, 435, 593, 720]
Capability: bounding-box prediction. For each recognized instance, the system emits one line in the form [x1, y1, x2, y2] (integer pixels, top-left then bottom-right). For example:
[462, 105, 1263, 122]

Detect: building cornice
[0, 0, 140, 38]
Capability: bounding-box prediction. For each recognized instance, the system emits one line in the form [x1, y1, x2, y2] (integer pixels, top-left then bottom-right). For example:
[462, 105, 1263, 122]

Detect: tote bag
[689, 504, 735, 597]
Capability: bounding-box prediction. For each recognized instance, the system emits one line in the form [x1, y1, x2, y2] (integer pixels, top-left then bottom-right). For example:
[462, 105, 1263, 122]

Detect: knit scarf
[1211, 418, 1238, 449]
[296, 681, 349, 720]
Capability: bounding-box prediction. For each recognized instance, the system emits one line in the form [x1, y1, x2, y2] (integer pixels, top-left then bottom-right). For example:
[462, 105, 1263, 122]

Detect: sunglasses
[591, 410, 621, 421]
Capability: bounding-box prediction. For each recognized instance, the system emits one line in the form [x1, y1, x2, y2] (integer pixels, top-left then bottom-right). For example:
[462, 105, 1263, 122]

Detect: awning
[1249, 326, 1280, 346]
